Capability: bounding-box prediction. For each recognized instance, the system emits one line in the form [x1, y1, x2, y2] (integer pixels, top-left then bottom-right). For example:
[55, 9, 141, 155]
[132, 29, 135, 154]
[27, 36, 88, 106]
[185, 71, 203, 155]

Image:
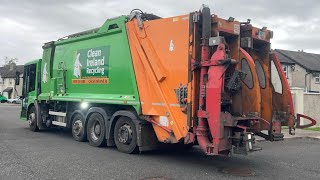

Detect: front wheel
[28, 106, 39, 132]
[114, 117, 138, 154]
[87, 113, 106, 147]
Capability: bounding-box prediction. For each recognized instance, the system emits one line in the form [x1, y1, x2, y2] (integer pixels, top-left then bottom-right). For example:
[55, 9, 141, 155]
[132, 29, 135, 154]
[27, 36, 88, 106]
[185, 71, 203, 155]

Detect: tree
[3, 56, 18, 66]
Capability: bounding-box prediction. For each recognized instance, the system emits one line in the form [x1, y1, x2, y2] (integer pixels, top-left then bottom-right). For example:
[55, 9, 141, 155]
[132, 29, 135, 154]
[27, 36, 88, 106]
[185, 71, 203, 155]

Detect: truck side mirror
[15, 72, 20, 85]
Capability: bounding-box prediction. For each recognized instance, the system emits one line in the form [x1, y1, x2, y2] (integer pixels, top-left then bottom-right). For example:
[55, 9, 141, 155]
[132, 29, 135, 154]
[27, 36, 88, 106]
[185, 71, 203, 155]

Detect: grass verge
[304, 127, 320, 131]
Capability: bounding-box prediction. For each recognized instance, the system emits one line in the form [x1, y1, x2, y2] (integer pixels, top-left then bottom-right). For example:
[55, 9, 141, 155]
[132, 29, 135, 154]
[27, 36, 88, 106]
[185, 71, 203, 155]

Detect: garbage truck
[18, 6, 316, 155]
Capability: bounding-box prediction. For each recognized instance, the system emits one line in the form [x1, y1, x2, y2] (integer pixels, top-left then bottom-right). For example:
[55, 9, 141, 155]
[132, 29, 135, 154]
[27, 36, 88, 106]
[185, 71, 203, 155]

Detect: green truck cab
[20, 59, 40, 120]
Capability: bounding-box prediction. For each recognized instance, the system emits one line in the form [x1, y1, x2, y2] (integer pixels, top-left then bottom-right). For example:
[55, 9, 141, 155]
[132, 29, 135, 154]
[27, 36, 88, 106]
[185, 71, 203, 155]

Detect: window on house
[315, 74, 320, 84]
[282, 65, 288, 79]
[9, 79, 12, 85]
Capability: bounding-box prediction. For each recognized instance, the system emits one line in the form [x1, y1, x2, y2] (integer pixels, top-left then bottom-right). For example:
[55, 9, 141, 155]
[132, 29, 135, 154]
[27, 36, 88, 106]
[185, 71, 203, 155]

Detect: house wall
[281, 64, 293, 86]
[15, 75, 23, 96]
[1, 78, 14, 99]
[0, 78, 4, 95]
[0, 77, 23, 99]
[281, 63, 320, 92]
[309, 75, 320, 92]
[290, 64, 307, 88]
[303, 93, 320, 126]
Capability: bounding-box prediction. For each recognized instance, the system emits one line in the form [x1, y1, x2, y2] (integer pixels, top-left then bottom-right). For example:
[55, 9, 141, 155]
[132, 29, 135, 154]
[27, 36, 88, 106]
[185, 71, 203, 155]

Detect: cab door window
[270, 60, 283, 94]
[254, 60, 266, 88]
[28, 64, 36, 92]
[241, 58, 254, 88]
[24, 64, 37, 94]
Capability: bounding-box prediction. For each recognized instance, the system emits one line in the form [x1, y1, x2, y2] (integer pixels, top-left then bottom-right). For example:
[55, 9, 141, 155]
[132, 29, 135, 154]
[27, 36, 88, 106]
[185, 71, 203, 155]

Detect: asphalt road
[1, 104, 320, 180]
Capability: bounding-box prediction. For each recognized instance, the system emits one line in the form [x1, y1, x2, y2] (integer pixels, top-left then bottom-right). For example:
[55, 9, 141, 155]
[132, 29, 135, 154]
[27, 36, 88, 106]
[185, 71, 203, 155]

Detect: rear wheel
[114, 117, 138, 154]
[71, 114, 86, 142]
[87, 113, 106, 147]
[28, 106, 39, 132]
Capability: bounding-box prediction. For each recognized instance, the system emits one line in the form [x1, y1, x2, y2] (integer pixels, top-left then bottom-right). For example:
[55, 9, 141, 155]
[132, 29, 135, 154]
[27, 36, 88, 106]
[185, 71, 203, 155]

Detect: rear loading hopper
[127, 6, 315, 155]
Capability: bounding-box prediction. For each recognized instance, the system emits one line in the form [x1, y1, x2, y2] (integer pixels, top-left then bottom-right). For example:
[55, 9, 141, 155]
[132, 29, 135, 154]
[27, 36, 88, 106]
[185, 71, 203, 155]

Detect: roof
[2, 87, 13, 93]
[274, 50, 295, 64]
[55, 16, 127, 46]
[24, 59, 40, 66]
[0, 64, 24, 78]
[275, 49, 320, 72]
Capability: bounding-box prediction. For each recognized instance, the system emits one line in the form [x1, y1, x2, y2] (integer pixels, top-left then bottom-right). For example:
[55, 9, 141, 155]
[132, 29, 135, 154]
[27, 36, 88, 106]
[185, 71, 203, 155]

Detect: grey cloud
[0, 0, 319, 64]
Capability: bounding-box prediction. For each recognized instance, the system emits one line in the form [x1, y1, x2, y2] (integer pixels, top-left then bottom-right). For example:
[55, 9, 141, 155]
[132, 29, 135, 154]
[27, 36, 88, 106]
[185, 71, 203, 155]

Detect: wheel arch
[85, 107, 110, 135]
[68, 110, 86, 128]
[27, 103, 35, 116]
[107, 110, 141, 146]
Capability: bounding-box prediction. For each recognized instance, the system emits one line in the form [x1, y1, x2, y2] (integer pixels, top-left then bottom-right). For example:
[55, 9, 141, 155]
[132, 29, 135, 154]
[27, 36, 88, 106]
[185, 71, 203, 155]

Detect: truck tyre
[114, 117, 138, 154]
[0, 100, 5, 103]
[71, 114, 86, 142]
[28, 106, 39, 132]
[87, 113, 106, 147]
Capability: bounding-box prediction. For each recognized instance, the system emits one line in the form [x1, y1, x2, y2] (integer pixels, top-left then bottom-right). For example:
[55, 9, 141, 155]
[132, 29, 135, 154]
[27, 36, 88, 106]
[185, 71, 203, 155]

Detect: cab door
[20, 64, 37, 119]
[252, 54, 273, 130]
[269, 53, 294, 128]
[232, 48, 261, 117]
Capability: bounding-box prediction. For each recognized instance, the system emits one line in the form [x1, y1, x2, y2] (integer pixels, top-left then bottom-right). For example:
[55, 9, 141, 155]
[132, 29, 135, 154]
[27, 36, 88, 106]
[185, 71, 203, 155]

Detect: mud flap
[34, 100, 46, 130]
[138, 122, 159, 152]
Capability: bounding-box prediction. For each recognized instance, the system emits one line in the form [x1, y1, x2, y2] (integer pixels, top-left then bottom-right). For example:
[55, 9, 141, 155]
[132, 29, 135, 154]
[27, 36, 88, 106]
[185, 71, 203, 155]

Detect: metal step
[52, 121, 67, 127]
[49, 111, 66, 117]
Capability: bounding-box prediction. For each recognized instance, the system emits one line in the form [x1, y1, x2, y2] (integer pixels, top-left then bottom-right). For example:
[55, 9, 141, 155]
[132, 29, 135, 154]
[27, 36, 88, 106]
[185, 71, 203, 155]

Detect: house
[0, 63, 24, 99]
[275, 49, 320, 92]
[275, 49, 320, 126]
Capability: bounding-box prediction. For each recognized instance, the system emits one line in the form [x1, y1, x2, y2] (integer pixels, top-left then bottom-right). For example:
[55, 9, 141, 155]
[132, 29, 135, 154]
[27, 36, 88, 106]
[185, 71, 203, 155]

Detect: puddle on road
[221, 167, 255, 177]
[141, 177, 172, 180]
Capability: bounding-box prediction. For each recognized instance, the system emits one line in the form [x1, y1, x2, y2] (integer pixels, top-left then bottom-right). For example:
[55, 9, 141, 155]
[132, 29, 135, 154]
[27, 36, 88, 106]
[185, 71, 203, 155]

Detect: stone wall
[291, 87, 320, 127]
[303, 93, 320, 126]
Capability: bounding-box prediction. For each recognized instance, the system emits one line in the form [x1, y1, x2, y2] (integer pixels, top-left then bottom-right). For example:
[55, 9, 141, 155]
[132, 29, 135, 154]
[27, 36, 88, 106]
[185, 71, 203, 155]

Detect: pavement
[283, 128, 320, 139]
[254, 126, 320, 141]
[1, 103, 320, 180]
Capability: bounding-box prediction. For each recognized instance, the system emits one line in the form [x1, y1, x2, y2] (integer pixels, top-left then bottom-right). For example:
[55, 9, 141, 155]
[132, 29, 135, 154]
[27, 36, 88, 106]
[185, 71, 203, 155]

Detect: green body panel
[38, 48, 53, 100]
[33, 16, 141, 113]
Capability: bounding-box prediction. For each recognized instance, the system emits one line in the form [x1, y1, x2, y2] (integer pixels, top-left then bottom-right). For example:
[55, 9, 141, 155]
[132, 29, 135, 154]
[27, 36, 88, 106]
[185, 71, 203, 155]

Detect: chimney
[9, 63, 16, 71]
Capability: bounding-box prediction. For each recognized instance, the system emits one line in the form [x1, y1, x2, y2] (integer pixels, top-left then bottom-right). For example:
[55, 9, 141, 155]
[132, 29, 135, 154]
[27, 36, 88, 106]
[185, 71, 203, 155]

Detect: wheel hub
[118, 124, 133, 144]
[28, 113, 35, 125]
[91, 121, 101, 141]
[73, 120, 83, 136]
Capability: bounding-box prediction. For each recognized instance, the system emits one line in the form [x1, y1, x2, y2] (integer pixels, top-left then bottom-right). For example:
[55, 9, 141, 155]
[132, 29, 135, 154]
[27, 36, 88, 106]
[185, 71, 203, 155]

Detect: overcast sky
[1, 0, 320, 65]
